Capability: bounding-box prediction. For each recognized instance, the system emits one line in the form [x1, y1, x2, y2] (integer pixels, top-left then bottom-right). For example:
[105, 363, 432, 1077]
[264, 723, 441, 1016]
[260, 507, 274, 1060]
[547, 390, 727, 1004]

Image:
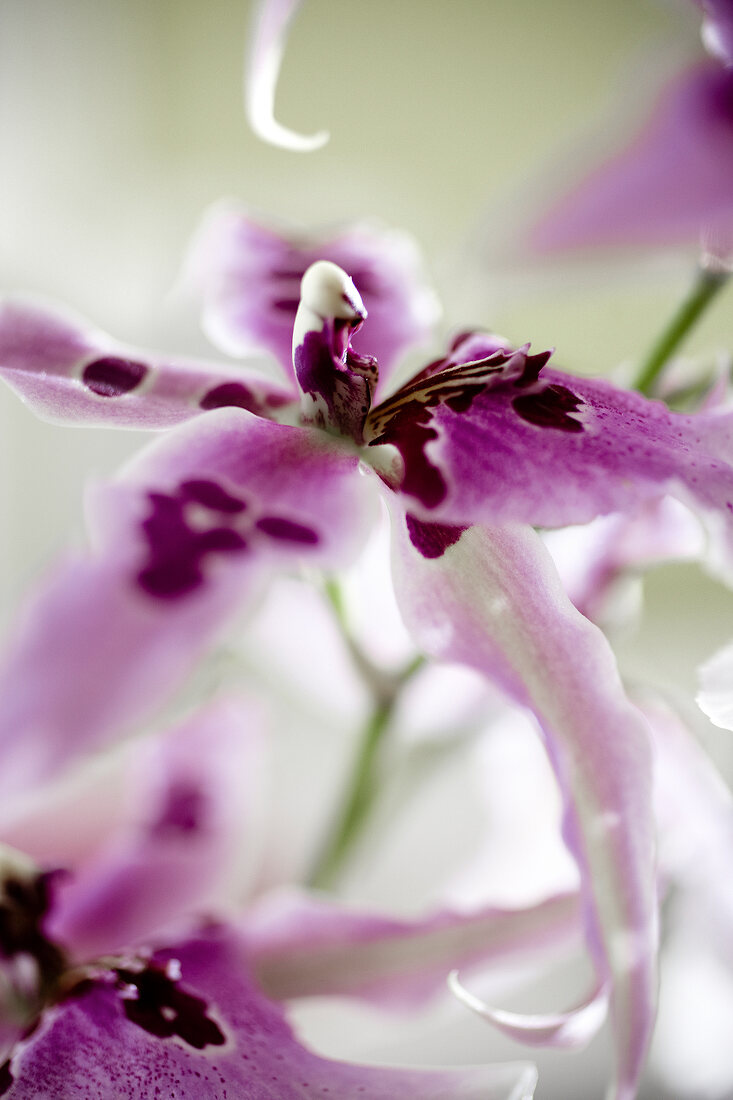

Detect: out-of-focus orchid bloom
[8, 214, 733, 1094]
[245, 0, 327, 151]
[0, 696, 571, 1097]
[694, 0, 733, 66]
[531, 63, 733, 256]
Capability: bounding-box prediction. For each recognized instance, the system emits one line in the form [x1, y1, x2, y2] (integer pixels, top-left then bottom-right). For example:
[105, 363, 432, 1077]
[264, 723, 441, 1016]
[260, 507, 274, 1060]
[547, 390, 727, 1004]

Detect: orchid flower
[531, 61, 733, 257]
[5, 207, 729, 1096]
[0, 687, 581, 1097]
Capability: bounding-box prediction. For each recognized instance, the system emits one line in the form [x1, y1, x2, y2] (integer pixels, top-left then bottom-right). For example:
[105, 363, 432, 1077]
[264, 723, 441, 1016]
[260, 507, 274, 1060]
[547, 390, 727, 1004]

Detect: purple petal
[391, 517, 657, 1100]
[531, 63, 733, 251]
[369, 334, 733, 560]
[0, 927, 538, 1099]
[244, 0, 328, 151]
[0, 298, 295, 428]
[187, 208, 439, 387]
[244, 887, 582, 1007]
[0, 410, 376, 798]
[695, 0, 733, 66]
[45, 700, 264, 960]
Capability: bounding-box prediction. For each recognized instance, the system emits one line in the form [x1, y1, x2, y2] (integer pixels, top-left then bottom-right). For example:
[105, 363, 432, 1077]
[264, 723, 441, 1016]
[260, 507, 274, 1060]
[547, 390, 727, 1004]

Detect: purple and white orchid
[6, 205, 733, 1097]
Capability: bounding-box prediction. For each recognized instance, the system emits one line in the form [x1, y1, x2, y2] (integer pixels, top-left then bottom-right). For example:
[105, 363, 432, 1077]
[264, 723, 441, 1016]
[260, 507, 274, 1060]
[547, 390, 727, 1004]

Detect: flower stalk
[633, 263, 730, 396]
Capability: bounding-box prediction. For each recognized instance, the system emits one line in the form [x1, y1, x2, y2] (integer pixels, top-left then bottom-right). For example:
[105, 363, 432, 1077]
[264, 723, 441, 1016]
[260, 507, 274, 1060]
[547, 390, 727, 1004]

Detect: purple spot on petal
[200, 381, 259, 412]
[512, 384, 584, 432]
[152, 783, 206, 835]
[271, 297, 302, 312]
[406, 513, 466, 558]
[179, 479, 247, 514]
[82, 356, 148, 397]
[371, 404, 447, 509]
[256, 516, 319, 544]
[114, 962, 226, 1050]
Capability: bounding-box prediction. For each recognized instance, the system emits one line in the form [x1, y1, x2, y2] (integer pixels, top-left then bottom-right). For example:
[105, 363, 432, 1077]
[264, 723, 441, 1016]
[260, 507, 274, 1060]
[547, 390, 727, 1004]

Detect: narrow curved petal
[531, 64, 733, 251]
[448, 973, 608, 1050]
[0, 298, 295, 428]
[244, 0, 329, 151]
[391, 517, 657, 1100]
[186, 207, 439, 388]
[0, 410, 376, 799]
[369, 334, 733, 567]
[697, 639, 733, 728]
[244, 887, 582, 1007]
[0, 928, 538, 1099]
[46, 699, 265, 960]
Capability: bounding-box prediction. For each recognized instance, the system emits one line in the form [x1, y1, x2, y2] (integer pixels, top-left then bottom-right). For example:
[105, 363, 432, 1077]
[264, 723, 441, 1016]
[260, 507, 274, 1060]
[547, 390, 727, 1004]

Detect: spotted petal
[0, 298, 296, 428]
[531, 63, 733, 252]
[391, 517, 657, 1100]
[0, 410, 376, 799]
[245, 0, 328, 151]
[244, 887, 582, 1007]
[0, 928, 538, 1099]
[187, 208, 439, 389]
[45, 700, 264, 960]
[369, 333, 733, 570]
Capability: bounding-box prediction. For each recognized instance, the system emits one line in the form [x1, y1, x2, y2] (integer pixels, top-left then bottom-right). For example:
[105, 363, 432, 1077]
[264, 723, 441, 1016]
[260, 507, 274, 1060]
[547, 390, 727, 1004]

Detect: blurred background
[2, 2, 733, 1097]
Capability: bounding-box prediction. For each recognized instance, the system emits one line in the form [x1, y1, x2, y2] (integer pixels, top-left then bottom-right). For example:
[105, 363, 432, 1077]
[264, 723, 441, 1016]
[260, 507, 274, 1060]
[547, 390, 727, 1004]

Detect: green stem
[633, 265, 729, 396]
[309, 580, 425, 888]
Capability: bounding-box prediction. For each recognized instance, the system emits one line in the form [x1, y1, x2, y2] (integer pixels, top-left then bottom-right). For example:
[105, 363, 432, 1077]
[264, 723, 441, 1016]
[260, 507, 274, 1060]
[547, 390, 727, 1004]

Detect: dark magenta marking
[256, 516, 319, 544]
[137, 486, 248, 600]
[406, 514, 466, 559]
[0, 1060, 12, 1095]
[271, 297, 301, 312]
[511, 349, 553, 388]
[152, 782, 206, 835]
[200, 381, 259, 412]
[82, 356, 147, 397]
[512, 384, 584, 432]
[179, 479, 247, 514]
[114, 963, 226, 1050]
[370, 403, 448, 509]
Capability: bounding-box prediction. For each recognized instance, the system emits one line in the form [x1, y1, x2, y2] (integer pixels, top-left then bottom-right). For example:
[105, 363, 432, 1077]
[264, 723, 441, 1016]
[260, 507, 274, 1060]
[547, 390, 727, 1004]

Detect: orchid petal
[0, 928, 538, 1099]
[244, 0, 328, 151]
[531, 63, 733, 252]
[448, 972, 608, 1050]
[45, 699, 264, 960]
[370, 333, 733, 570]
[244, 887, 582, 1007]
[0, 410, 376, 799]
[186, 207, 439, 387]
[390, 517, 657, 1100]
[695, 0, 733, 66]
[697, 639, 733, 728]
[0, 298, 295, 428]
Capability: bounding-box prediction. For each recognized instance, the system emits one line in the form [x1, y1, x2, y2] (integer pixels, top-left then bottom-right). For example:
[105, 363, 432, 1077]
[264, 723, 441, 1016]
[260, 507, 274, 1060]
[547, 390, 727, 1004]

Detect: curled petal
[448, 972, 608, 1050]
[245, 0, 328, 151]
[370, 333, 733, 574]
[531, 63, 733, 251]
[186, 207, 439, 387]
[698, 639, 733, 728]
[0, 411, 376, 799]
[391, 517, 657, 1100]
[46, 699, 265, 960]
[244, 887, 582, 1007]
[0, 298, 295, 428]
[0, 928, 538, 1099]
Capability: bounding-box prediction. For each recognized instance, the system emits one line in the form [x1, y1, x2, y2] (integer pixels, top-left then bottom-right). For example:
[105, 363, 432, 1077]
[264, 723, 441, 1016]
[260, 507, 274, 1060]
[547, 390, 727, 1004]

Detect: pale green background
[1, 3, 733, 1097]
